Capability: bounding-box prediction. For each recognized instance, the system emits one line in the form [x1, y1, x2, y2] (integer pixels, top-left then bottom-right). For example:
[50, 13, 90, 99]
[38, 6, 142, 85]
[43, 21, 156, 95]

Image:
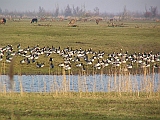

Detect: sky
[0, 0, 160, 13]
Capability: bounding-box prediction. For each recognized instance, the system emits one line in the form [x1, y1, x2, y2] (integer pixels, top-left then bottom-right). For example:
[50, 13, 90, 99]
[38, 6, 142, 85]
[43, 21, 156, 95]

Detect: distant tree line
[0, 4, 159, 19]
[144, 6, 158, 18]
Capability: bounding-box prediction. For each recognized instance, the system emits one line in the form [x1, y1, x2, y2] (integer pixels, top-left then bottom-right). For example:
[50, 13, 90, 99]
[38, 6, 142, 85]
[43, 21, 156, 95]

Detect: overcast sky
[1, 0, 160, 13]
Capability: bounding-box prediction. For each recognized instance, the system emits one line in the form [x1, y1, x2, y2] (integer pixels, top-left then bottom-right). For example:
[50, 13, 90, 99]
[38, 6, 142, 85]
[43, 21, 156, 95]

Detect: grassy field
[0, 19, 160, 74]
[1, 20, 160, 53]
[0, 20, 160, 120]
[0, 93, 160, 120]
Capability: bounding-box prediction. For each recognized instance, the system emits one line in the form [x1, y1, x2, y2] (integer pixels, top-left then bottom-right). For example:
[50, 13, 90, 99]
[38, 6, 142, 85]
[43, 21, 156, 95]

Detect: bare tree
[64, 4, 72, 17]
[122, 5, 127, 20]
[0, 8, 2, 14]
[54, 5, 59, 17]
[150, 6, 158, 18]
[144, 6, 158, 18]
[38, 6, 45, 16]
[94, 7, 99, 16]
[72, 5, 77, 16]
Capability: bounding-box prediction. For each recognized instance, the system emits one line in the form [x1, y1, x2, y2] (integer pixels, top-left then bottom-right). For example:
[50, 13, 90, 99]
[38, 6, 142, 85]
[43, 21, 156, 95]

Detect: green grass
[0, 20, 160, 74]
[0, 20, 160, 120]
[0, 92, 160, 120]
[1, 20, 160, 52]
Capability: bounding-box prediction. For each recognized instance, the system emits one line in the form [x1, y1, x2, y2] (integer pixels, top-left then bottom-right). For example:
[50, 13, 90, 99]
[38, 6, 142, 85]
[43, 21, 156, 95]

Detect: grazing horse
[31, 18, 38, 23]
[0, 18, 6, 24]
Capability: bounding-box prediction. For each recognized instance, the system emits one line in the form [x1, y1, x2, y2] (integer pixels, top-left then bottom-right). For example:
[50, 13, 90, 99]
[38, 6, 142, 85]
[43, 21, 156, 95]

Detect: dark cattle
[0, 18, 6, 24]
[31, 18, 37, 23]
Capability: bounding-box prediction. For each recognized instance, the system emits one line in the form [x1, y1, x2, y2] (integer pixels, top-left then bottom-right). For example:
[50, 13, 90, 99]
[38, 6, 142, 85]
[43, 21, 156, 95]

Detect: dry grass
[8, 59, 14, 91]
[0, 67, 159, 98]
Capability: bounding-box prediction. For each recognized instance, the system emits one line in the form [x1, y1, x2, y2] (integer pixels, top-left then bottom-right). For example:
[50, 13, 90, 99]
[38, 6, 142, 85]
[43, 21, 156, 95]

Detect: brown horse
[95, 19, 99, 24]
[68, 19, 76, 25]
[95, 18, 102, 25]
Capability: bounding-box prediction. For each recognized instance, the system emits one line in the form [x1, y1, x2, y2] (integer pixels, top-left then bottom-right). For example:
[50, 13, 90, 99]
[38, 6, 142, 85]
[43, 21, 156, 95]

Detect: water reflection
[0, 73, 159, 93]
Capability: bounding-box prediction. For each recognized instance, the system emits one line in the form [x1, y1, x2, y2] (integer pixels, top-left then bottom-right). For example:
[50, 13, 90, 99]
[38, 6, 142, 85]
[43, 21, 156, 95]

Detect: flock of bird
[0, 44, 160, 72]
